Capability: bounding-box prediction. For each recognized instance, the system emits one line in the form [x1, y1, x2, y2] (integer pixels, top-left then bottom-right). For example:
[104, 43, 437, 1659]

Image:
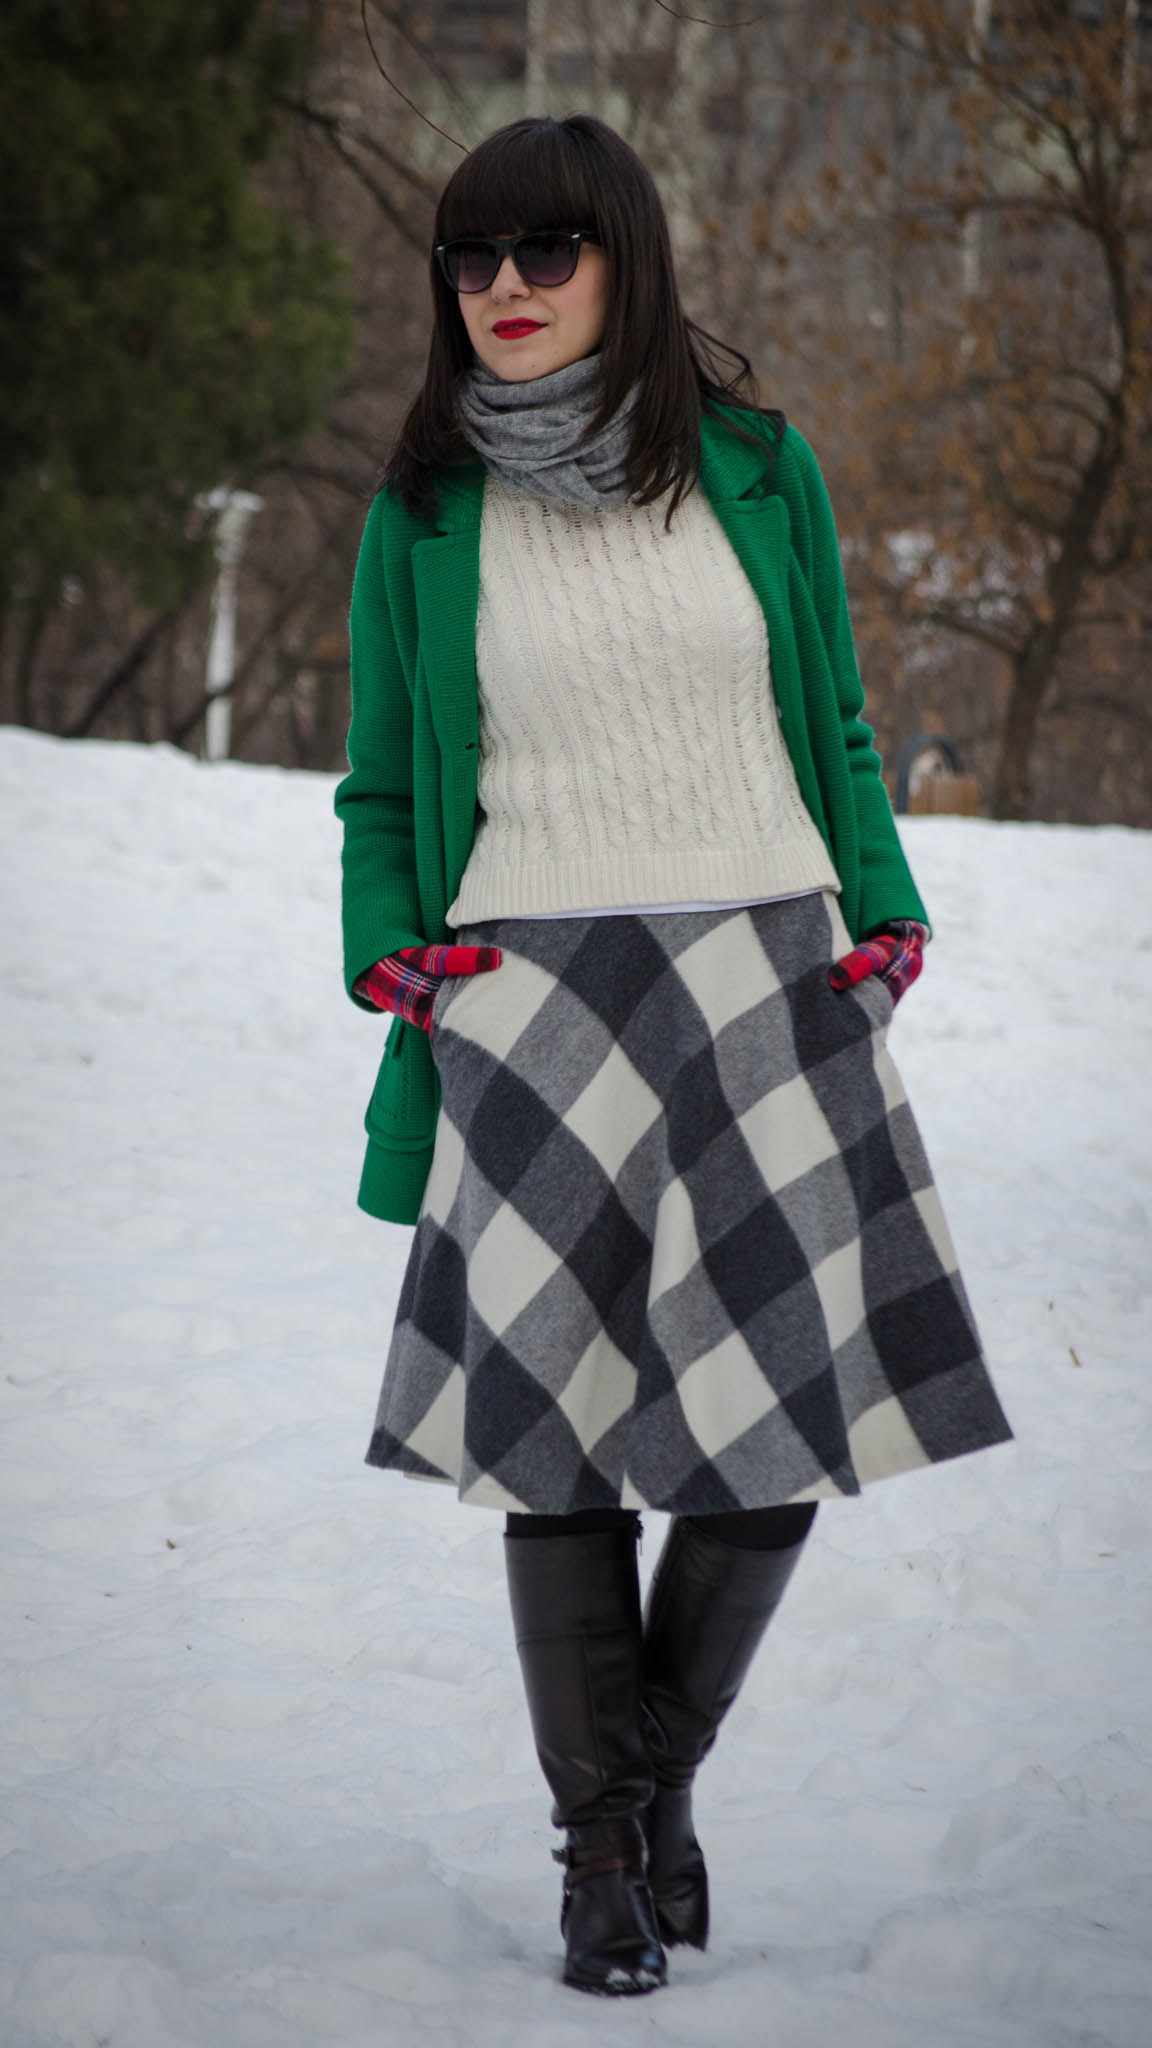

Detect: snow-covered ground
[1, 725, 1150, 2048]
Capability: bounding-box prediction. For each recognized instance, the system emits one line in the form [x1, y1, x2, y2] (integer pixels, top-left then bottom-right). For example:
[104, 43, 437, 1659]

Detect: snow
[1, 725, 1150, 2048]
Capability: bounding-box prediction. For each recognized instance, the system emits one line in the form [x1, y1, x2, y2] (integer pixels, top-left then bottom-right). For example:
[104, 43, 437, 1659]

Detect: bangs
[437, 124, 602, 241]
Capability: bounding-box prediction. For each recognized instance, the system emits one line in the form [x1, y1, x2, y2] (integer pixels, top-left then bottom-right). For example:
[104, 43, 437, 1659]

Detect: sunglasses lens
[517, 232, 578, 286]
[442, 231, 587, 291]
[445, 241, 498, 292]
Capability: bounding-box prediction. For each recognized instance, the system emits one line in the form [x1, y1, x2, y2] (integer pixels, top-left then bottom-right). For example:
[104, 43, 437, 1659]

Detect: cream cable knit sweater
[446, 475, 841, 926]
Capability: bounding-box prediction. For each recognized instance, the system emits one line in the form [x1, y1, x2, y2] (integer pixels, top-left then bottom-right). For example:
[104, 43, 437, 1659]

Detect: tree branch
[1052, 689, 1152, 732]
[167, 502, 356, 748]
[918, 606, 1024, 655]
[293, 111, 430, 251]
[64, 598, 194, 740]
[274, 93, 441, 205]
[372, 2, 482, 135]
[359, 0, 467, 154]
[167, 576, 315, 748]
[250, 453, 369, 500]
[649, 0, 764, 25]
[1091, 527, 1137, 578]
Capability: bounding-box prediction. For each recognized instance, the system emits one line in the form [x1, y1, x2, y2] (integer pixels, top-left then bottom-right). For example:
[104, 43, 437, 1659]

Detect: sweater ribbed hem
[446, 840, 841, 927]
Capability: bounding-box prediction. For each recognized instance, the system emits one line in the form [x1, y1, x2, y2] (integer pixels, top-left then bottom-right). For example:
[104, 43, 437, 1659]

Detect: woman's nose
[490, 253, 530, 299]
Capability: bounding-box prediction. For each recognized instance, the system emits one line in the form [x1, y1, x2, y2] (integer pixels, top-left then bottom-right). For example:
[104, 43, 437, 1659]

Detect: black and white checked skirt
[366, 889, 1013, 1513]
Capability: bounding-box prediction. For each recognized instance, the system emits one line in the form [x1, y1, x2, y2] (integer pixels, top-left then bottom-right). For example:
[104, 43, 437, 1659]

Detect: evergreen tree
[0, 0, 354, 617]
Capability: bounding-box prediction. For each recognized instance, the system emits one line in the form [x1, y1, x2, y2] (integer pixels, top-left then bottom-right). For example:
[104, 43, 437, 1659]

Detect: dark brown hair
[383, 114, 784, 525]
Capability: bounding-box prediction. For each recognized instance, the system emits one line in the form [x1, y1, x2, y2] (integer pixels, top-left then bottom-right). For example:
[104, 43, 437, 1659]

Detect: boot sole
[563, 1962, 667, 1995]
[654, 1906, 708, 1951]
[650, 1859, 708, 1949]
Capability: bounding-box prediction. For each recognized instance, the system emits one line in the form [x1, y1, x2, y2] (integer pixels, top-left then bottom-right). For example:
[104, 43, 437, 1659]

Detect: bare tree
[11, 0, 1150, 824]
[836, 0, 1152, 818]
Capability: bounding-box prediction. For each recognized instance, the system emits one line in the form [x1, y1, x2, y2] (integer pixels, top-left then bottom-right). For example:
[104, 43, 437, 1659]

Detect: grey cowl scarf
[454, 352, 639, 506]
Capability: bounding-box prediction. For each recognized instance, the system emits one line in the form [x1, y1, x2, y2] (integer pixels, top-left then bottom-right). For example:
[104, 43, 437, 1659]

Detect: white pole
[198, 487, 264, 762]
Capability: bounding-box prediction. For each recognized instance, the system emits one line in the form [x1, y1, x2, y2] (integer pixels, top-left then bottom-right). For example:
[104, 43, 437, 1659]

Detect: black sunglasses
[434, 228, 600, 295]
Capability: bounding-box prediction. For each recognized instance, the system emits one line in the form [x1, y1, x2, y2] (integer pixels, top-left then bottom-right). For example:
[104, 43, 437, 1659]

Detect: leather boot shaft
[504, 1526, 655, 1827]
[503, 1525, 666, 1994]
[641, 1516, 809, 1790]
[639, 1515, 812, 1950]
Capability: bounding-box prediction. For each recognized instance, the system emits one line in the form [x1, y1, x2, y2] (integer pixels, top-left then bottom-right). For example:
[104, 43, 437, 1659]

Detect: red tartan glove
[354, 942, 503, 1035]
[828, 920, 928, 1007]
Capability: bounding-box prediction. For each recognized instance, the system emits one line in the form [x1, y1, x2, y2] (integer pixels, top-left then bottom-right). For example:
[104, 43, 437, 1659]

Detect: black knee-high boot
[639, 1508, 814, 1950]
[503, 1519, 667, 1996]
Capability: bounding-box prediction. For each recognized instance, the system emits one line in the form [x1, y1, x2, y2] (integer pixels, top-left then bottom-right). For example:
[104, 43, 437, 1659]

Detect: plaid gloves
[354, 943, 503, 1035]
[828, 919, 928, 1007]
[354, 918, 924, 1036]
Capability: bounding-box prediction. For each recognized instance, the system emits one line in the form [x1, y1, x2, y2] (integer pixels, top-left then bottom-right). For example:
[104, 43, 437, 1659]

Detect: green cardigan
[336, 408, 928, 1225]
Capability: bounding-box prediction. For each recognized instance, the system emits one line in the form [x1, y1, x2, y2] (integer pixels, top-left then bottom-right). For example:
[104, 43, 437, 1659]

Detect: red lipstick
[492, 320, 544, 338]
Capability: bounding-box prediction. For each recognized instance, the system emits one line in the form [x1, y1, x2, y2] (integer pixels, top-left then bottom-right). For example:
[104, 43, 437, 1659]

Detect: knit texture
[455, 351, 639, 505]
[448, 478, 841, 923]
[335, 408, 931, 1224]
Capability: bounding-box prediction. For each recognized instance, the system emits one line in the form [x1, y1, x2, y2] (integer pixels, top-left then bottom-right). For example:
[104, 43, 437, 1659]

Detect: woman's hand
[828, 920, 928, 1007]
[354, 943, 503, 1035]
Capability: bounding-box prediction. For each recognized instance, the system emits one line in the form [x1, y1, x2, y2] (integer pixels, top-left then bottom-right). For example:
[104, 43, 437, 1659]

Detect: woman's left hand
[828, 920, 928, 1006]
[355, 942, 503, 1033]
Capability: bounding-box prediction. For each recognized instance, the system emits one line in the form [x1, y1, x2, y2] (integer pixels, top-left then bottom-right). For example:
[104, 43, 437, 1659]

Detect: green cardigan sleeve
[788, 430, 931, 938]
[334, 492, 428, 1007]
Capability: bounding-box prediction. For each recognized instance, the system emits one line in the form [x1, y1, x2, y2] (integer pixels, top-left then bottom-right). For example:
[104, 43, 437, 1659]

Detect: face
[455, 232, 609, 382]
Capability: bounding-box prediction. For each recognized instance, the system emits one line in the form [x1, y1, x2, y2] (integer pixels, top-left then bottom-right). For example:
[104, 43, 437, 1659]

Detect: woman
[336, 113, 1013, 1998]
